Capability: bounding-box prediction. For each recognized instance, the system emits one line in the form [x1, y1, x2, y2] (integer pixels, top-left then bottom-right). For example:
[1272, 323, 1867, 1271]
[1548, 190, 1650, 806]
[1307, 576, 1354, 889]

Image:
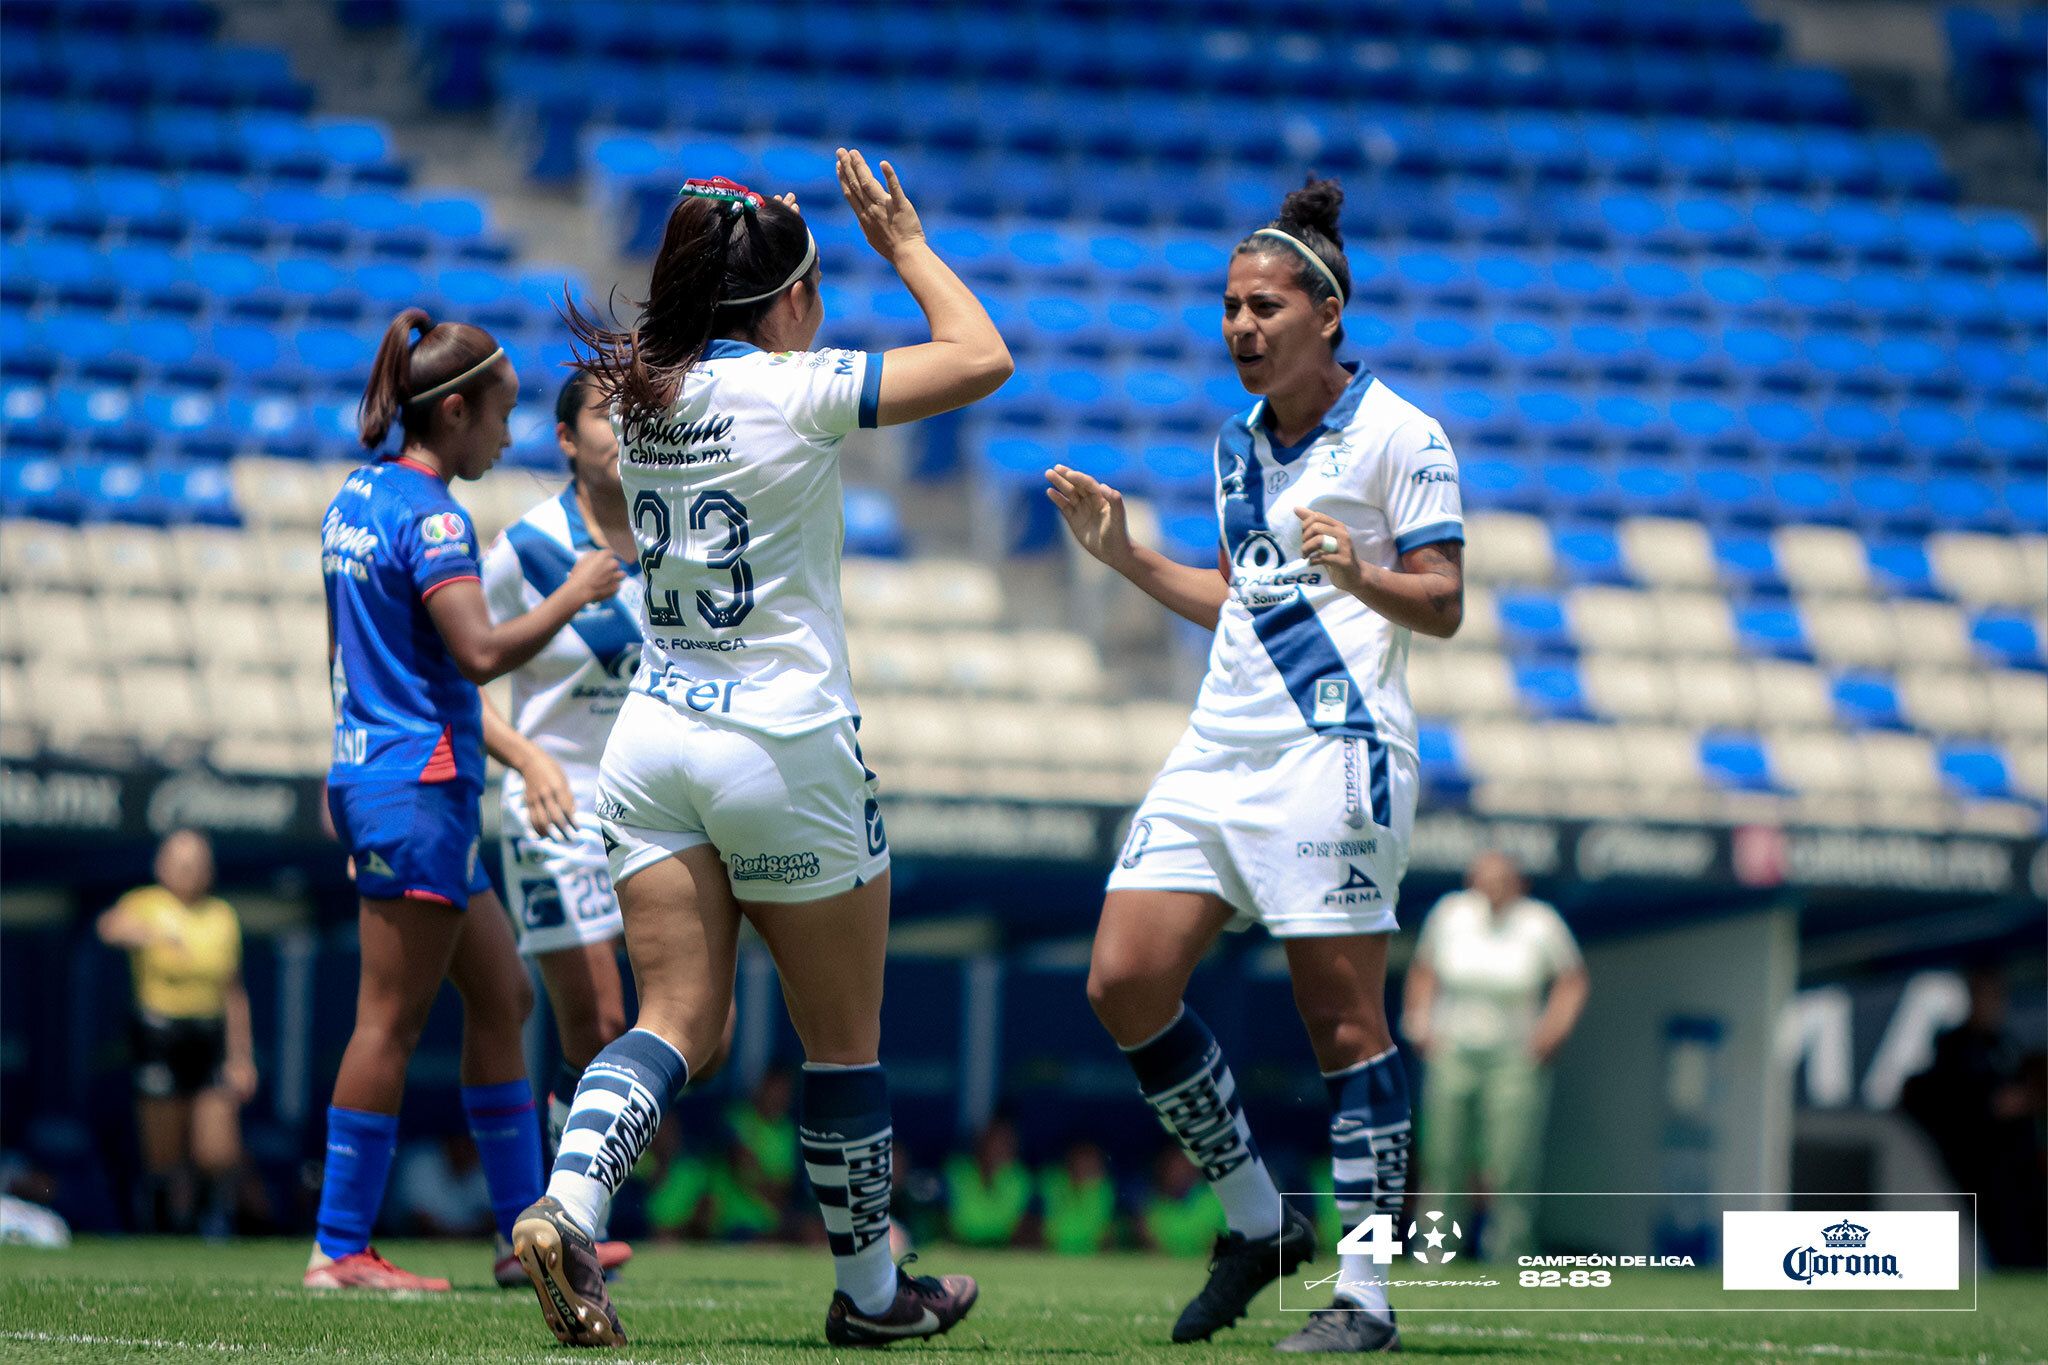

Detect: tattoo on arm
[1405, 541, 1464, 622]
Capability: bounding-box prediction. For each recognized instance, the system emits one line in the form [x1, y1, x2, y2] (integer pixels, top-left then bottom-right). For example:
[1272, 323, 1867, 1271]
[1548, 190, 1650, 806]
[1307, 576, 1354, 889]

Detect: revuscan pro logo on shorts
[419, 512, 467, 544]
[1720, 1211, 1959, 1291]
[729, 850, 822, 885]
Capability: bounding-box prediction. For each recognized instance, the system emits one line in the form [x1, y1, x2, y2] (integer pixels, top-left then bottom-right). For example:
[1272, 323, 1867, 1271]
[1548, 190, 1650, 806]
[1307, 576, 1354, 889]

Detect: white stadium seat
[2010, 741, 2048, 804]
[1622, 517, 1717, 589]
[1446, 583, 1501, 650]
[1650, 591, 1738, 657]
[251, 530, 327, 604]
[1582, 654, 1676, 721]
[1010, 631, 1105, 700]
[119, 663, 216, 754]
[0, 660, 37, 757]
[1463, 511, 1553, 584]
[17, 590, 102, 664]
[1408, 648, 1516, 718]
[1887, 600, 1973, 669]
[1987, 671, 2048, 739]
[1856, 732, 1941, 799]
[169, 526, 271, 601]
[1567, 586, 1661, 655]
[1774, 524, 1871, 597]
[1670, 658, 1758, 728]
[1616, 724, 1705, 789]
[1770, 730, 1863, 794]
[81, 525, 177, 594]
[104, 591, 196, 665]
[25, 662, 124, 755]
[1804, 597, 1898, 668]
[0, 519, 90, 591]
[1749, 660, 1835, 729]
[1897, 668, 1992, 737]
[1928, 532, 2034, 608]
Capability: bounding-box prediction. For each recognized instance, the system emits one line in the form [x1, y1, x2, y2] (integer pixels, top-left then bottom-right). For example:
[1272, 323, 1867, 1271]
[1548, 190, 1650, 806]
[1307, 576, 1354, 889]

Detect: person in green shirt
[945, 1115, 1032, 1247]
[1141, 1147, 1227, 1258]
[710, 1069, 798, 1240]
[1039, 1139, 1117, 1256]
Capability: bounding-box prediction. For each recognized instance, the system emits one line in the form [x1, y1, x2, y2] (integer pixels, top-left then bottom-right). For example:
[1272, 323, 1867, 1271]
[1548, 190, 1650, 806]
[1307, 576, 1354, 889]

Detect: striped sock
[545, 1029, 688, 1238]
[1121, 1006, 1282, 1239]
[462, 1079, 544, 1244]
[799, 1063, 898, 1315]
[546, 1058, 583, 1155]
[1326, 1047, 1411, 1322]
[315, 1106, 399, 1259]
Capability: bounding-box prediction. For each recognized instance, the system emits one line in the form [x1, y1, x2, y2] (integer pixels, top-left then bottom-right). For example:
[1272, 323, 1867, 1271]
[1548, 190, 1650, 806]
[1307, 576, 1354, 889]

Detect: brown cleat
[825, 1263, 979, 1347]
[512, 1197, 626, 1347]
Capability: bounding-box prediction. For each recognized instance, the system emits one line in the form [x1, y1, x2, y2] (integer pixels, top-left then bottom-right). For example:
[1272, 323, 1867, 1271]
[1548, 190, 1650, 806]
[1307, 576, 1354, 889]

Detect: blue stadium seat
[1415, 722, 1470, 798]
[1831, 671, 1905, 730]
[843, 486, 904, 557]
[1735, 602, 1809, 660]
[1971, 611, 2045, 671]
[1863, 537, 1937, 598]
[1938, 744, 2013, 802]
[1713, 531, 1783, 592]
[1700, 732, 1774, 791]
[1495, 589, 1574, 654]
[1513, 659, 1588, 719]
[1549, 521, 1629, 583]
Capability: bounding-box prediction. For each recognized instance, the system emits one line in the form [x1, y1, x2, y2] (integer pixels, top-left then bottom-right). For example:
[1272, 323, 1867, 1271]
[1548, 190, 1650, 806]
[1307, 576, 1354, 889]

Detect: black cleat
[1172, 1201, 1318, 1344]
[1274, 1301, 1401, 1353]
[512, 1197, 626, 1347]
[825, 1261, 979, 1347]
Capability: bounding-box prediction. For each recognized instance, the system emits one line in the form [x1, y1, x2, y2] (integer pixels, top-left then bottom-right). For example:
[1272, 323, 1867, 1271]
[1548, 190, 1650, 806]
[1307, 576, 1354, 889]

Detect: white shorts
[1105, 729, 1417, 937]
[499, 802, 624, 957]
[595, 691, 890, 903]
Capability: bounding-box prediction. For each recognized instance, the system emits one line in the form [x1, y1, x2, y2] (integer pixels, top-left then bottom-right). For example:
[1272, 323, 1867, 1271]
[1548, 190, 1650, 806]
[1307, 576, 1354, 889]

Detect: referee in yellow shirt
[97, 829, 257, 1236]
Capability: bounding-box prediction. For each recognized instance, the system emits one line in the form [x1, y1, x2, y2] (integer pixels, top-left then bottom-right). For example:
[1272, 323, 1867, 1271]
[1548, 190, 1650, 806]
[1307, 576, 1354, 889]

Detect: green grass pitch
[1, 1239, 2042, 1363]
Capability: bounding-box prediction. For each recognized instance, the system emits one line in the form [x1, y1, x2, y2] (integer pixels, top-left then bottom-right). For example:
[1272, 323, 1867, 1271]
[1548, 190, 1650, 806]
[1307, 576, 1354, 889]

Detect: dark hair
[555, 370, 596, 428]
[563, 188, 815, 441]
[1234, 175, 1350, 350]
[357, 307, 504, 450]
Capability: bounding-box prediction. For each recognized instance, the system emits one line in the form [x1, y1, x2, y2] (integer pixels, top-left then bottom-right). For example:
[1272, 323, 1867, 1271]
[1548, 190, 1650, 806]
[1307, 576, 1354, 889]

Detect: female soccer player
[1046, 178, 1466, 1353]
[479, 375, 736, 1205]
[509, 151, 1011, 1349]
[311, 308, 623, 1291]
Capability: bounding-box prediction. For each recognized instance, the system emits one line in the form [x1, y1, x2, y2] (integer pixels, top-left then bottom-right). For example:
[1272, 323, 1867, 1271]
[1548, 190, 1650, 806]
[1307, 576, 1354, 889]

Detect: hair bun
[1278, 176, 1344, 248]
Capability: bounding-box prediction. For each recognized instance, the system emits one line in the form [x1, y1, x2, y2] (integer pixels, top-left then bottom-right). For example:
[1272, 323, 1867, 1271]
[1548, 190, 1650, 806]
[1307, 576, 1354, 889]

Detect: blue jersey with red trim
[322, 457, 485, 788]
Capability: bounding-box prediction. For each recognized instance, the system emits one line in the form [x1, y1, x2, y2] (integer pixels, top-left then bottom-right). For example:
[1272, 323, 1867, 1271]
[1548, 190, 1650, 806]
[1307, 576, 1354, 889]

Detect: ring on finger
[1318, 534, 1339, 556]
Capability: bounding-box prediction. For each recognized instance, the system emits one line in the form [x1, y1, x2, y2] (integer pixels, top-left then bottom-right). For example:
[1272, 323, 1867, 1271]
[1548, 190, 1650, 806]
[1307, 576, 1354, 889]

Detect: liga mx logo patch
[419, 511, 467, 544]
[1313, 677, 1349, 725]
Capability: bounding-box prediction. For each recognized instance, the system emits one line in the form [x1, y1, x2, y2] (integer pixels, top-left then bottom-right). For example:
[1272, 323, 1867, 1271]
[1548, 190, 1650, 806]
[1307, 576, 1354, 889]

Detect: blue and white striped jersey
[1193, 366, 1464, 760]
[481, 485, 644, 795]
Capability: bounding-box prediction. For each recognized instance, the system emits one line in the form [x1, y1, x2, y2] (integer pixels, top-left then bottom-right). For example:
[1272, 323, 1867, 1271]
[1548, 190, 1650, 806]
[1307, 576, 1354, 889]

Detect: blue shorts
[327, 779, 491, 908]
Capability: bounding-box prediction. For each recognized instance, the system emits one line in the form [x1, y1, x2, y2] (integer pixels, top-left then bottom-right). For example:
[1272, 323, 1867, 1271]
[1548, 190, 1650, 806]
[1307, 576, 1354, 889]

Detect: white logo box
[1722, 1211, 1960, 1291]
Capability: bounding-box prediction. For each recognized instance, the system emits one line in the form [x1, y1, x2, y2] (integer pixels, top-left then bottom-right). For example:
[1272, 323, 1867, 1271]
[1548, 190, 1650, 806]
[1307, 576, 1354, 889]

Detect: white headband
[1252, 228, 1346, 305]
[721, 230, 817, 306]
[405, 346, 505, 405]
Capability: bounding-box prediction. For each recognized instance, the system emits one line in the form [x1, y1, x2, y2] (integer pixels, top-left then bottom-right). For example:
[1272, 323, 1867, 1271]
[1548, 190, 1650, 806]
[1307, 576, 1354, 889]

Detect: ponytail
[356, 307, 506, 451]
[564, 177, 816, 442]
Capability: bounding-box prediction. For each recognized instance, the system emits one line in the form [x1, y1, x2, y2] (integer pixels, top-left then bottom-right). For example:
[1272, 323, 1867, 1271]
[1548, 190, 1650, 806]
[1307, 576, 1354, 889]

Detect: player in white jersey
[1047, 178, 1466, 1353]
[510, 153, 1011, 1350]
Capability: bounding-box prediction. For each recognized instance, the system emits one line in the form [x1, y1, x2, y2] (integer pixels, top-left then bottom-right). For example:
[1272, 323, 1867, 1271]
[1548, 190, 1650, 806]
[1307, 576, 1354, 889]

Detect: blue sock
[463, 1079, 544, 1244]
[1326, 1048, 1411, 1320]
[1122, 1006, 1282, 1238]
[546, 1028, 688, 1237]
[315, 1106, 399, 1259]
[800, 1063, 897, 1314]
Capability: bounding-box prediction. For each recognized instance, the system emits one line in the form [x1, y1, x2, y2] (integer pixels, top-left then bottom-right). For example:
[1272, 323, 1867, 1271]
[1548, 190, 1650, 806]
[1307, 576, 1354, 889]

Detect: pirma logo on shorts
[730, 851, 822, 884]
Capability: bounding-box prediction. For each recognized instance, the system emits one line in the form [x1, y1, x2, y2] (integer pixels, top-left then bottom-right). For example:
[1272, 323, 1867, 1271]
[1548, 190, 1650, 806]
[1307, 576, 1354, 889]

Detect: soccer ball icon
[1406, 1209, 1462, 1264]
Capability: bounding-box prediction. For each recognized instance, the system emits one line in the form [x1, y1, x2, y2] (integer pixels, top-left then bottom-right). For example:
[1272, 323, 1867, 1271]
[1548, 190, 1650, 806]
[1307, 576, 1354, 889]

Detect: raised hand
[836, 147, 925, 262]
[1045, 464, 1136, 571]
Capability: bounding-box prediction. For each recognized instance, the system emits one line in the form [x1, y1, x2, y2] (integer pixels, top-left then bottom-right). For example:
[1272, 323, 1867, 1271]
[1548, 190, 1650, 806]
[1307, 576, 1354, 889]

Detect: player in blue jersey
[309, 307, 623, 1292]
[1048, 179, 1467, 1353]
[508, 154, 1009, 1350]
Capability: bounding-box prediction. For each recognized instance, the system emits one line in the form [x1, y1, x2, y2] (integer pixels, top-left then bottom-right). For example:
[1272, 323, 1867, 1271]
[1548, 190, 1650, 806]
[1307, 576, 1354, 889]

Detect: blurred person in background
[1901, 963, 2048, 1267]
[1049, 174, 1465, 1351]
[394, 1132, 494, 1240]
[514, 151, 1009, 1348]
[945, 1114, 1031, 1247]
[1038, 1139, 1116, 1256]
[1402, 850, 1587, 1262]
[310, 306, 624, 1292]
[98, 829, 256, 1239]
[707, 1068, 799, 1241]
[1141, 1147, 1228, 1258]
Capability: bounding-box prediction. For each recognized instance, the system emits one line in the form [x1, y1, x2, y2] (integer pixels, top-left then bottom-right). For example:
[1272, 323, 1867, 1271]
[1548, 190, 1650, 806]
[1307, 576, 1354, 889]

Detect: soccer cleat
[512, 1197, 627, 1346]
[303, 1246, 452, 1292]
[824, 1261, 979, 1347]
[1274, 1302, 1401, 1353]
[1171, 1201, 1318, 1344]
[496, 1234, 633, 1288]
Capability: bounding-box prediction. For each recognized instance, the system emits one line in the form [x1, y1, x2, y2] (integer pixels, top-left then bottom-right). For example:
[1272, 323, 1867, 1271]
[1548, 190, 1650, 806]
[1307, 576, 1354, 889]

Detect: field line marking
[1410, 1321, 2017, 1361]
